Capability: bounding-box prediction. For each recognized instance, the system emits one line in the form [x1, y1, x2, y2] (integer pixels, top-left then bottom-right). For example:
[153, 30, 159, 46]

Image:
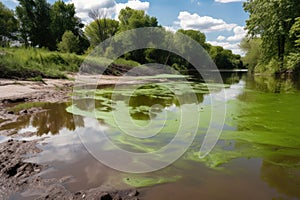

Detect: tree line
[241, 0, 300, 74]
[0, 0, 243, 71]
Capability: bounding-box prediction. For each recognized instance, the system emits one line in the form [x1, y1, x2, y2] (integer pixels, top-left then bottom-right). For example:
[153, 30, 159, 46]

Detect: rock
[112, 194, 122, 200]
[21, 109, 28, 114]
[99, 192, 112, 200]
[128, 190, 138, 197]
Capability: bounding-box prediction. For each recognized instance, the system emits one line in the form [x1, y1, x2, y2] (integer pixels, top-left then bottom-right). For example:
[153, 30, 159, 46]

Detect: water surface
[4, 73, 300, 199]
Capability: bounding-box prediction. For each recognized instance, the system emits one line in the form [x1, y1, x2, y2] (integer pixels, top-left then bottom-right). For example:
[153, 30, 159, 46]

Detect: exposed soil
[0, 77, 141, 200]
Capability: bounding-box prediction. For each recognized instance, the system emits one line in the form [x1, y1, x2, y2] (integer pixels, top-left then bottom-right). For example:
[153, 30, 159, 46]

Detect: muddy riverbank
[0, 76, 141, 200]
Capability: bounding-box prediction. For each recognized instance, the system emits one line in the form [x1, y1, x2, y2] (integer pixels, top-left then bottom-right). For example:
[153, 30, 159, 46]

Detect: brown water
[3, 73, 300, 199]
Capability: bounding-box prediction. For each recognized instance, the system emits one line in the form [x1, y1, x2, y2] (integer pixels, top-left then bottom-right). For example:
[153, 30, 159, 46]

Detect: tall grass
[0, 47, 141, 80]
[0, 47, 85, 79]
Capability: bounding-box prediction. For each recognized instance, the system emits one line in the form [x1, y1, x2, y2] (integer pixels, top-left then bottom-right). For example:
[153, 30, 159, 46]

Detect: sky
[2, 0, 249, 55]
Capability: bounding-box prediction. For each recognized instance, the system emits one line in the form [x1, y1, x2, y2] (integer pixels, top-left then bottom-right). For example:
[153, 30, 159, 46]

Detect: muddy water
[3, 73, 300, 199]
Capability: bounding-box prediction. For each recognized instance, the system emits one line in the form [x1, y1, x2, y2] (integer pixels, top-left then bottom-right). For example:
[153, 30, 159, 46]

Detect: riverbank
[0, 76, 141, 200]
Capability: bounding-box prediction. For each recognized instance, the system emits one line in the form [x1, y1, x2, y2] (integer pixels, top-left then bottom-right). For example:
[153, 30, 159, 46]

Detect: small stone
[99, 192, 112, 200]
[7, 111, 14, 114]
[74, 191, 81, 195]
[128, 190, 138, 197]
[112, 194, 122, 200]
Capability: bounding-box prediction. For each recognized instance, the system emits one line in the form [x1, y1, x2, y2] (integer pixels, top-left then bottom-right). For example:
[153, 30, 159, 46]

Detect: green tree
[16, 0, 52, 48]
[177, 29, 207, 48]
[117, 7, 159, 63]
[244, 0, 300, 71]
[290, 17, 300, 47]
[85, 18, 119, 47]
[50, 0, 83, 49]
[0, 2, 18, 46]
[118, 7, 158, 31]
[209, 46, 242, 69]
[287, 17, 300, 72]
[57, 30, 79, 53]
[240, 37, 262, 71]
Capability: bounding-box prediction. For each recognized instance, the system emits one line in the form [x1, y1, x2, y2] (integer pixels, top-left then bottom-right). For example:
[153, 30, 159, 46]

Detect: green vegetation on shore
[0, 47, 84, 79]
[0, 1, 244, 80]
[241, 0, 300, 74]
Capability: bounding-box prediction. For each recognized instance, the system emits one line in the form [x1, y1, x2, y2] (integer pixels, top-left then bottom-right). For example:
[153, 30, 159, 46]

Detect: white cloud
[68, 0, 150, 22]
[177, 11, 237, 33]
[217, 35, 226, 41]
[207, 40, 243, 55]
[215, 0, 245, 3]
[68, 0, 116, 22]
[164, 26, 177, 33]
[227, 26, 246, 42]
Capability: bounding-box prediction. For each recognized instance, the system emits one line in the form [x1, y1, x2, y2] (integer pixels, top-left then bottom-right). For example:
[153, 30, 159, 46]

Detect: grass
[0, 47, 85, 79]
[0, 47, 141, 80]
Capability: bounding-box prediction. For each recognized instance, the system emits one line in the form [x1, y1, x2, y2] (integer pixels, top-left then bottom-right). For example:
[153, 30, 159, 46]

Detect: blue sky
[2, 0, 248, 54]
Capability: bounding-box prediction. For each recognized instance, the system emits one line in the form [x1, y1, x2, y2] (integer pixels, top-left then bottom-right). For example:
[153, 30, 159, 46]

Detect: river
[3, 72, 300, 199]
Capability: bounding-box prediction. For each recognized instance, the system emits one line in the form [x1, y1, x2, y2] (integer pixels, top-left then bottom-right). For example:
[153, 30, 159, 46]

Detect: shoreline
[0, 76, 140, 200]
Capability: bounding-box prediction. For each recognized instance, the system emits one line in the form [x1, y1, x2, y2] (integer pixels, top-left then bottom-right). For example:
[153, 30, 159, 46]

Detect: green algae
[9, 101, 50, 112]
[68, 78, 300, 174]
[123, 174, 181, 187]
[183, 86, 300, 169]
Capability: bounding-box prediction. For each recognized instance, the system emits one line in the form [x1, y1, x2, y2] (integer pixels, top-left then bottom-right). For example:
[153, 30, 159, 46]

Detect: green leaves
[118, 7, 158, 31]
[85, 18, 119, 47]
[0, 2, 18, 44]
[57, 31, 79, 53]
[243, 0, 300, 73]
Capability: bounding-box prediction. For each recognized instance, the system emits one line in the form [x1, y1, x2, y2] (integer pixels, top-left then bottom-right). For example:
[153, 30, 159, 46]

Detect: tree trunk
[278, 35, 285, 72]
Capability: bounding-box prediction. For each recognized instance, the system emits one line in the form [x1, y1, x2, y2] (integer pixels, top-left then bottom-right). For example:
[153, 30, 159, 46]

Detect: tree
[116, 7, 159, 63]
[290, 17, 300, 47]
[16, 0, 52, 48]
[209, 46, 242, 69]
[85, 17, 119, 47]
[177, 29, 207, 48]
[240, 37, 262, 71]
[118, 7, 158, 31]
[0, 2, 18, 46]
[244, 0, 300, 71]
[50, 0, 83, 48]
[57, 30, 79, 53]
[287, 17, 300, 72]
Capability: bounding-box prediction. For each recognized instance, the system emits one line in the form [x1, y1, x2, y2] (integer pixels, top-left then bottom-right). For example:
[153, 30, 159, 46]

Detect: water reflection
[0, 103, 84, 136]
[261, 160, 300, 199]
[2, 72, 300, 200]
[246, 75, 300, 93]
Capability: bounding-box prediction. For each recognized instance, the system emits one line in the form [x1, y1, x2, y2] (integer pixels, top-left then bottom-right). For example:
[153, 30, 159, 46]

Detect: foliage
[177, 29, 207, 48]
[209, 45, 243, 69]
[290, 17, 300, 47]
[244, 0, 300, 73]
[0, 2, 18, 45]
[50, 1, 83, 46]
[16, 0, 52, 48]
[287, 53, 300, 72]
[4, 3, 244, 75]
[118, 7, 158, 31]
[57, 31, 79, 53]
[16, 0, 87, 52]
[85, 18, 119, 47]
[239, 37, 262, 72]
[0, 47, 85, 79]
